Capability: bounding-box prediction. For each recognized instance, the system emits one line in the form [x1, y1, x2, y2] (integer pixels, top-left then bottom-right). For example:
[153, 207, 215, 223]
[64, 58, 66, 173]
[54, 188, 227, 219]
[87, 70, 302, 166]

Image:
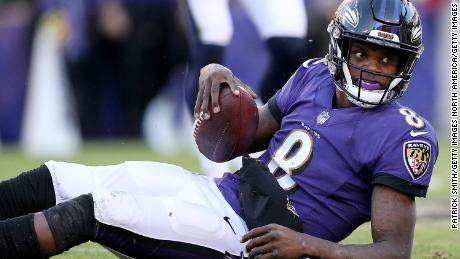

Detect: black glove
[238, 155, 304, 232]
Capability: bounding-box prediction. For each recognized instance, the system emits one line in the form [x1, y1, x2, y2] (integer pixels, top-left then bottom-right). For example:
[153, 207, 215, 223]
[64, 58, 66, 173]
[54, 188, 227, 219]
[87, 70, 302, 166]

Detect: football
[194, 86, 259, 163]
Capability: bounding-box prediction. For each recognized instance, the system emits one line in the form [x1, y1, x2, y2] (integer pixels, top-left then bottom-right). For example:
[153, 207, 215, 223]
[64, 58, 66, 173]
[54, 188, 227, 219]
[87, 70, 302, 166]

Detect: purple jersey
[216, 59, 438, 242]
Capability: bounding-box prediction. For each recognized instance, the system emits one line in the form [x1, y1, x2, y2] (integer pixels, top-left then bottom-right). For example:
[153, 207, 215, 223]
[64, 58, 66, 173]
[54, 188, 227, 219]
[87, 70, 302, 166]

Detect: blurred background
[0, 0, 456, 257]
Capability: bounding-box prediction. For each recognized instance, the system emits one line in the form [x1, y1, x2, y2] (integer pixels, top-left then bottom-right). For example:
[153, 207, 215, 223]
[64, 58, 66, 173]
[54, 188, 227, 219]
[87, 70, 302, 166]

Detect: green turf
[0, 138, 457, 258]
[342, 219, 460, 259]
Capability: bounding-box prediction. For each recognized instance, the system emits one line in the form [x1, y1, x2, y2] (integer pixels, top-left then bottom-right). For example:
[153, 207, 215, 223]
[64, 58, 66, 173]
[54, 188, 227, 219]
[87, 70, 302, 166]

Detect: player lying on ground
[0, 0, 438, 258]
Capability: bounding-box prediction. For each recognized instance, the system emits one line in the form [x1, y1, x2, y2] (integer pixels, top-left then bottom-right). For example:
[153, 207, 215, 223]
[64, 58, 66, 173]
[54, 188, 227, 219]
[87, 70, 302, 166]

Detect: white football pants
[45, 160, 248, 256]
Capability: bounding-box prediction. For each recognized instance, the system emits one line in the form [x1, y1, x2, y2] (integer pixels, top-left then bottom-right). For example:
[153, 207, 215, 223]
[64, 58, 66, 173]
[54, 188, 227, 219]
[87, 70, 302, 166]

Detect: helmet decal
[412, 24, 422, 42]
[344, 5, 359, 28]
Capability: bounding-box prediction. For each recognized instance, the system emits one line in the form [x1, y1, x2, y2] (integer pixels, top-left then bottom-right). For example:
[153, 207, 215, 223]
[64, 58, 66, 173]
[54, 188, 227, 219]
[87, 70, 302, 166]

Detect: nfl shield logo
[316, 111, 330, 124]
[403, 140, 431, 180]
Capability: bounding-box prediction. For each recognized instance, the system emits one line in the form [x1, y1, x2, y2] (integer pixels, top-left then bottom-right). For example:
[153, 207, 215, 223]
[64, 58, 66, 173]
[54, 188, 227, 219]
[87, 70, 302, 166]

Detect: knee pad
[92, 188, 141, 228]
[92, 188, 227, 239]
[168, 199, 226, 240]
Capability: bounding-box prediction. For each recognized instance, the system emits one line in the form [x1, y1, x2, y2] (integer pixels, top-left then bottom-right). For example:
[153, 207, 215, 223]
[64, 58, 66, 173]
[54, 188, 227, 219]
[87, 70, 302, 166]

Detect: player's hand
[241, 224, 308, 259]
[195, 63, 256, 120]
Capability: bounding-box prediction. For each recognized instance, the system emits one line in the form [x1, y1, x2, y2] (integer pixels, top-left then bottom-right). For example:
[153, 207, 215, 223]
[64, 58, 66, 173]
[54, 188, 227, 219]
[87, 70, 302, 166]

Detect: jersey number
[399, 108, 425, 129]
[267, 129, 313, 191]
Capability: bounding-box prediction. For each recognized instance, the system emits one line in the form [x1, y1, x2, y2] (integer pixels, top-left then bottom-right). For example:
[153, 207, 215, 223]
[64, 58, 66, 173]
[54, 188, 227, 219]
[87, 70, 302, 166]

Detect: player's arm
[196, 64, 280, 152]
[247, 103, 280, 153]
[242, 184, 415, 259]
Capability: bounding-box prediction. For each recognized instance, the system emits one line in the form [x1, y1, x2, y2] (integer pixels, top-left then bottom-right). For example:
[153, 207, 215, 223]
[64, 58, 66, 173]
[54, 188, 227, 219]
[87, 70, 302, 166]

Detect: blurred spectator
[184, 0, 308, 114]
[0, 0, 35, 142]
[182, 0, 307, 177]
[66, 0, 188, 138]
[0, 0, 448, 149]
[303, 1, 341, 59]
[21, 9, 81, 158]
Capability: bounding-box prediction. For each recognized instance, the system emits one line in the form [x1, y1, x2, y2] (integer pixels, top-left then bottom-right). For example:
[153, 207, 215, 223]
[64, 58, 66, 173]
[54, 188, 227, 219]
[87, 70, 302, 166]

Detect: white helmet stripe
[388, 78, 403, 91]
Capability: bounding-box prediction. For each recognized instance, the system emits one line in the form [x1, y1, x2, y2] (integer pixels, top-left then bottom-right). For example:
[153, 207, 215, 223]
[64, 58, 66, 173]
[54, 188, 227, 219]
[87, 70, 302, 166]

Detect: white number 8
[267, 129, 313, 191]
[399, 108, 425, 129]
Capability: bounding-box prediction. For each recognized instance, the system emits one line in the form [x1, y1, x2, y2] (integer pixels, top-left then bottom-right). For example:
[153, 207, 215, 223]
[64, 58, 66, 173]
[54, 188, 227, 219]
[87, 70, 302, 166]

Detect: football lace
[193, 112, 205, 138]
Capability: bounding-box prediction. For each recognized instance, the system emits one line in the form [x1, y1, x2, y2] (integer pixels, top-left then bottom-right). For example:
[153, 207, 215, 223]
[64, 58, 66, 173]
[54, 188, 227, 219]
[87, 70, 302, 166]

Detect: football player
[0, 0, 438, 258]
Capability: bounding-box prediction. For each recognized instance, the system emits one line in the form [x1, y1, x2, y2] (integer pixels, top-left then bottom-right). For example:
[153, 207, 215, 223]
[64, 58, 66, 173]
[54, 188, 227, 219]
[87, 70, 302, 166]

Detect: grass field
[0, 138, 457, 258]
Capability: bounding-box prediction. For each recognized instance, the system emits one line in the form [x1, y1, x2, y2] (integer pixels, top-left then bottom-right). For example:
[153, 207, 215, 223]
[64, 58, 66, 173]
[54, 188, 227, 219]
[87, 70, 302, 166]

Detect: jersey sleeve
[370, 127, 438, 198]
[267, 72, 300, 125]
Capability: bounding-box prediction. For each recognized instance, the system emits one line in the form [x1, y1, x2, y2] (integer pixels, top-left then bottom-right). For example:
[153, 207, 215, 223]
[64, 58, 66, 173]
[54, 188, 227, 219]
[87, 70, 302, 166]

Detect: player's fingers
[241, 226, 271, 243]
[194, 85, 205, 119]
[265, 249, 280, 259]
[230, 77, 257, 99]
[210, 80, 221, 114]
[247, 244, 275, 258]
[235, 77, 257, 99]
[200, 84, 211, 120]
[238, 85, 257, 100]
[226, 77, 241, 96]
[245, 234, 271, 252]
